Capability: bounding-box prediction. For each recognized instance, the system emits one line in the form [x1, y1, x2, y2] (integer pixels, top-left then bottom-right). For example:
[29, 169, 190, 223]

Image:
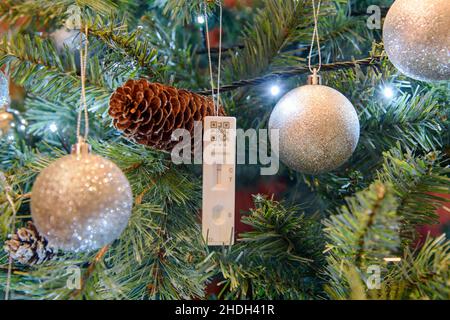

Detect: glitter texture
[269, 85, 360, 174]
[383, 0, 450, 81]
[31, 153, 133, 252]
[0, 111, 13, 136]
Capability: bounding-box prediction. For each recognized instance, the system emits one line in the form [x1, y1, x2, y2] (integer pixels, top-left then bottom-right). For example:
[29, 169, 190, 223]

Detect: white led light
[270, 85, 281, 96]
[49, 123, 58, 132]
[383, 86, 394, 99]
[197, 16, 205, 24]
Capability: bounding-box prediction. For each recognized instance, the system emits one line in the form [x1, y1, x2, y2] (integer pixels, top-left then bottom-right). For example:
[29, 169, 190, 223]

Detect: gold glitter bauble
[383, 0, 450, 81]
[0, 111, 13, 137]
[31, 151, 133, 252]
[269, 84, 359, 174]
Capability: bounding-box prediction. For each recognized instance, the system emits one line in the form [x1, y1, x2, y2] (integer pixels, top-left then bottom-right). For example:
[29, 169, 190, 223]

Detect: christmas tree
[0, 0, 449, 300]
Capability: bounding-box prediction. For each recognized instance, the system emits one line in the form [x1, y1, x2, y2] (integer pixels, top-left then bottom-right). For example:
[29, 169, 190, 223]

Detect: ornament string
[3, 174, 17, 300]
[76, 25, 89, 141]
[204, 4, 215, 105]
[308, 0, 322, 73]
[216, 3, 223, 116]
[203, 1, 223, 116]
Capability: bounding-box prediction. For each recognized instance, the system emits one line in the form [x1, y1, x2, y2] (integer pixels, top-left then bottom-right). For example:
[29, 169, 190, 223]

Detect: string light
[270, 85, 281, 96]
[382, 86, 395, 99]
[383, 257, 401, 262]
[197, 16, 205, 24]
[49, 122, 58, 132]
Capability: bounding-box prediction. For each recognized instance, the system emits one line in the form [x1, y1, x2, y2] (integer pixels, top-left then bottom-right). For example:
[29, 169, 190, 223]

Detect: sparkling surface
[383, 0, 450, 81]
[0, 111, 13, 136]
[31, 153, 133, 252]
[269, 85, 360, 174]
[0, 71, 9, 107]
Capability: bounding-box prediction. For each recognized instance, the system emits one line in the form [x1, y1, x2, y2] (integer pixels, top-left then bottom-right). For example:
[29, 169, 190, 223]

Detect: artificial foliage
[0, 0, 449, 300]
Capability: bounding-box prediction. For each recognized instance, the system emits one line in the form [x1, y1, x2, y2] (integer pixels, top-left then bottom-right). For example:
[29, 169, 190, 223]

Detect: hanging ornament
[109, 79, 225, 151]
[31, 139, 133, 252]
[0, 71, 13, 137]
[0, 70, 10, 107]
[200, 1, 236, 246]
[31, 26, 133, 252]
[269, 0, 359, 174]
[269, 71, 359, 174]
[383, 0, 450, 81]
[51, 28, 80, 52]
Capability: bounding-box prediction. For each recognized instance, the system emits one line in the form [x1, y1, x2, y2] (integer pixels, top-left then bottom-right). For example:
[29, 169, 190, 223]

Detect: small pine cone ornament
[4, 221, 54, 266]
[109, 79, 225, 151]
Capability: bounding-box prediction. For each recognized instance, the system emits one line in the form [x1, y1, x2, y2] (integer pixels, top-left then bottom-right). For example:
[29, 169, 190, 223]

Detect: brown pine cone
[4, 221, 55, 266]
[109, 79, 225, 151]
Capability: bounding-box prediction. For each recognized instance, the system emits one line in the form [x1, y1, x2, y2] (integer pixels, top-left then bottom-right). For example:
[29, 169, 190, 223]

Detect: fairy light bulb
[383, 86, 395, 99]
[197, 16, 205, 24]
[270, 85, 281, 96]
[49, 122, 58, 132]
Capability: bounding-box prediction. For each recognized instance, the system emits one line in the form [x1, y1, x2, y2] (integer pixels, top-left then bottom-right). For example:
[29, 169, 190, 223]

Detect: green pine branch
[160, 0, 205, 25]
[215, 196, 325, 299]
[323, 146, 449, 299]
[0, 0, 130, 30]
[88, 17, 162, 79]
[377, 147, 450, 242]
[0, 33, 112, 113]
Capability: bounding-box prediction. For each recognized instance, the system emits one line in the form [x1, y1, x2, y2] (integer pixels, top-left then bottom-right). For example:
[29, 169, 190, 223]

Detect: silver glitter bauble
[383, 0, 450, 81]
[269, 82, 360, 174]
[31, 144, 133, 252]
[0, 71, 10, 108]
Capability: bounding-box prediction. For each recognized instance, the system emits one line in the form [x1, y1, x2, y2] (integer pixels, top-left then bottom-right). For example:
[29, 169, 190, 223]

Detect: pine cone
[4, 221, 54, 266]
[109, 79, 225, 151]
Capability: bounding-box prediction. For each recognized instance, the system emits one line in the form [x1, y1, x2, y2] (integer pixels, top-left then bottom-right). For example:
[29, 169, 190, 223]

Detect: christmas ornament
[269, 0, 359, 174]
[51, 28, 80, 52]
[0, 110, 13, 137]
[31, 26, 133, 252]
[269, 72, 360, 174]
[109, 79, 224, 151]
[383, 0, 450, 81]
[4, 221, 55, 266]
[31, 139, 133, 252]
[0, 71, 10, 107]
[200, 2, 236, 247]
[0, 68, 13, 137]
